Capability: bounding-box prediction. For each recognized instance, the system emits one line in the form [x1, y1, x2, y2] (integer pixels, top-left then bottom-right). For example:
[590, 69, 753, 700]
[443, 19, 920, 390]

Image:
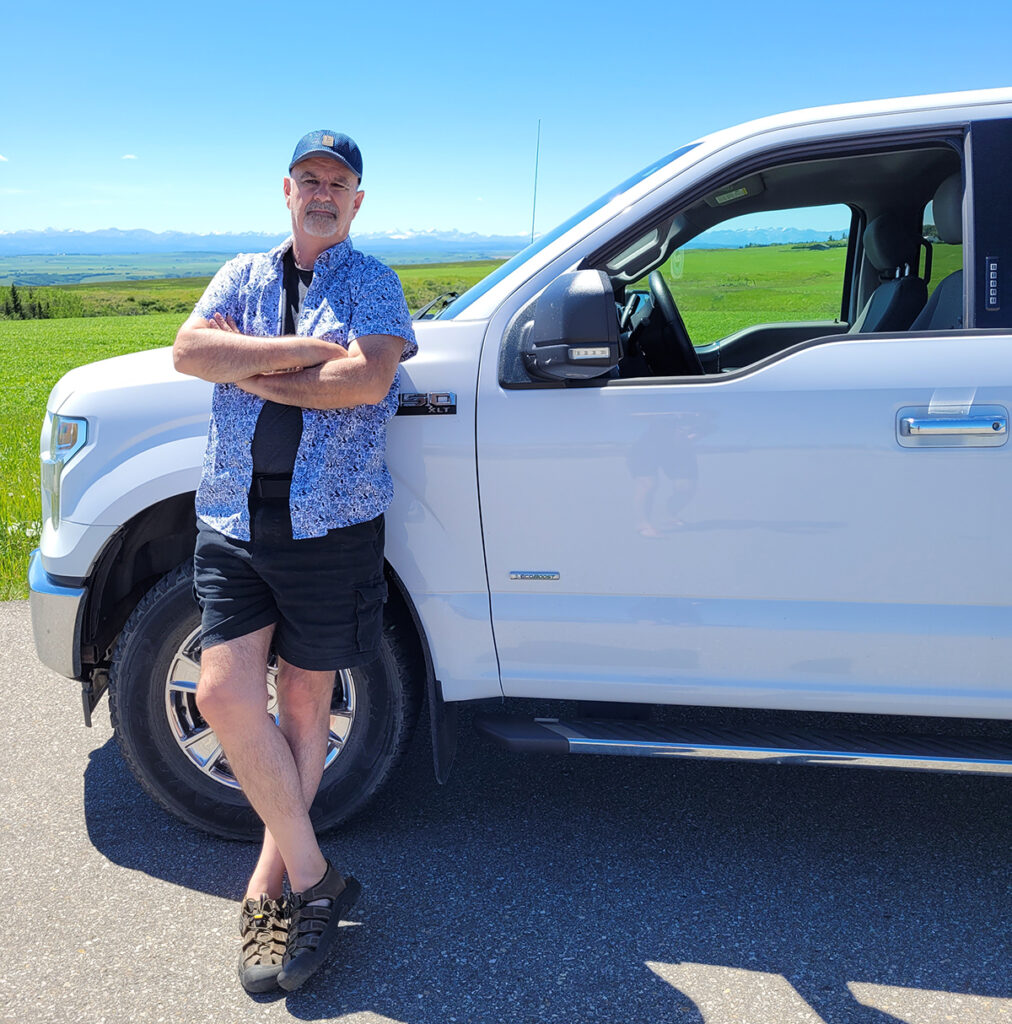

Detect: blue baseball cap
[289, 130, 363, 181]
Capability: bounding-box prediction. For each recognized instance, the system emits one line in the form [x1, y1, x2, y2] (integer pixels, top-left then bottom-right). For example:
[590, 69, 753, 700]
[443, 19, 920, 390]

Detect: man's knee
[196, 633, 273, 726]
[196, 669, 265, 727]
[194, 667, 234, 721]
[277, 662, 335, 724]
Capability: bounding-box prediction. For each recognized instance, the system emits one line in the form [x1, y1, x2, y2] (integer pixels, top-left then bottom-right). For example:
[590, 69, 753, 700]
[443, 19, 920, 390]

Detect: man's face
[284, 156, 363, 246]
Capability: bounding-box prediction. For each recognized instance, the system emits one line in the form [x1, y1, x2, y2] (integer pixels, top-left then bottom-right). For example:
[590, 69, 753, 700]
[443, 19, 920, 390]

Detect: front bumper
[28, 548, 87, 679]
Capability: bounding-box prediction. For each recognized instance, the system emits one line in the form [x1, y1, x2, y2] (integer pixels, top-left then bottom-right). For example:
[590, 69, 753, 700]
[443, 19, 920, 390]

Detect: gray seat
[910, 173, 963, 331]
[849, 213, 927, 333]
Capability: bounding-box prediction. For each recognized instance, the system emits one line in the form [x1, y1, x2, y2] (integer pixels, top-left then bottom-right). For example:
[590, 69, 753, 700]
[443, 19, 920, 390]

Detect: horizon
[3, 1, 1011, 240]
[0, 223, 853, 286]
[0, 225, 532, 239]
[0, 218, 851, 240]
[0, 222, 853, 271]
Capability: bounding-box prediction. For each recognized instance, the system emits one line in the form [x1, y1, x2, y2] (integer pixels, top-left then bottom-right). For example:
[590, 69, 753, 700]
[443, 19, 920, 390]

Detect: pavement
[0, 598, 1009, 1024]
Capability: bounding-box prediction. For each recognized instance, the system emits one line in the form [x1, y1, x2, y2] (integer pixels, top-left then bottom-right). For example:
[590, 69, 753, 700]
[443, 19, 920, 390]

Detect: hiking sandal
[238, 894, 289, 993]
[277, 862, 361, 992]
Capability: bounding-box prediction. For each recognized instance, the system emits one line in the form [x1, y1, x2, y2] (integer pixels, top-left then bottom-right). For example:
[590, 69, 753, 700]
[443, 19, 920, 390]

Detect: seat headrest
[864, 214, 916, 272]
[932, 173, 963, 244]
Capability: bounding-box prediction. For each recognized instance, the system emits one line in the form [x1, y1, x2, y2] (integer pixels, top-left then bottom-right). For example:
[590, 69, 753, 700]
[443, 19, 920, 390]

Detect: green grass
[644, 244, 849, 345]
[393, 260, 501, 312]
[0, 314, 177, 599]
[57, 276, 214, 317]
[642, 241, 962, 345]
[926, 243, 962, 294]
[0, 260, 502, 320]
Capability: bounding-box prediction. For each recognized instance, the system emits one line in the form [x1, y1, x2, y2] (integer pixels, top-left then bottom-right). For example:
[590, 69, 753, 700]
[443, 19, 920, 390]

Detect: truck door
[475, 125, 1012, 719]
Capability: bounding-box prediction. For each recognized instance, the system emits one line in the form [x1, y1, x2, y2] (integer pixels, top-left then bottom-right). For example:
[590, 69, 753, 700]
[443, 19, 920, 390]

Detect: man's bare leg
[244, 661, 336, 899]
[196, 630, 328, 892]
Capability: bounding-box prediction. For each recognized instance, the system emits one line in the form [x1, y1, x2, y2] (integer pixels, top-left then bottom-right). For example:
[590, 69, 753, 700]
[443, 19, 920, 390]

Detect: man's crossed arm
[173, 313, 405, 409]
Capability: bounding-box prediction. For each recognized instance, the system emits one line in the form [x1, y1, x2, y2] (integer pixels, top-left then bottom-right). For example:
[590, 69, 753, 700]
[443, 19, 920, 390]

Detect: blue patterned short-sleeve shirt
[192, 237, 417, 540]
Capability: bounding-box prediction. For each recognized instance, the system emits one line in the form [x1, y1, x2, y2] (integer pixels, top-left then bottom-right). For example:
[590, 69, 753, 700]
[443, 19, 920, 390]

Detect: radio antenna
[530, 119, 541, 245]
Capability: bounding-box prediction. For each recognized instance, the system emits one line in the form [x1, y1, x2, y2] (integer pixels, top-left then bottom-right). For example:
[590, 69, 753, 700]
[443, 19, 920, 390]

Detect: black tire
[108, 559, 421, 841]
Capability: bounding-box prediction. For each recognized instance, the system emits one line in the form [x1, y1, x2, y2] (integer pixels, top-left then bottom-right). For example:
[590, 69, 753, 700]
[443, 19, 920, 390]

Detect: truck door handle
[899, 415, 1007, 437]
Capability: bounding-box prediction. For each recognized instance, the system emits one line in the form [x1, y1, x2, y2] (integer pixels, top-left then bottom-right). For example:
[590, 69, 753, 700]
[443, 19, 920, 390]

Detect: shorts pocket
[354, 579, 388, 651]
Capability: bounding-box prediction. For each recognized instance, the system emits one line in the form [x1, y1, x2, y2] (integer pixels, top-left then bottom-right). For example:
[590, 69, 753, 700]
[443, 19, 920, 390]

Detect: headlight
[41, 414, 88, 529]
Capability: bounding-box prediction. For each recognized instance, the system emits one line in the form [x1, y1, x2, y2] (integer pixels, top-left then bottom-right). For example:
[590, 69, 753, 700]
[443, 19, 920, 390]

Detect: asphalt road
[1, 598, 1009, 1024]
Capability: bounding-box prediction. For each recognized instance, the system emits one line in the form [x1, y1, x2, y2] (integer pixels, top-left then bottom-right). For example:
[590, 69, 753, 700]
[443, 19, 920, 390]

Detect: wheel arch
[81, 492, 197, 673]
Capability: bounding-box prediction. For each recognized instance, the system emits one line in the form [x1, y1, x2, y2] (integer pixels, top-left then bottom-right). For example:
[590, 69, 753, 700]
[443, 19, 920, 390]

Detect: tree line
[0, 283, 84, 320]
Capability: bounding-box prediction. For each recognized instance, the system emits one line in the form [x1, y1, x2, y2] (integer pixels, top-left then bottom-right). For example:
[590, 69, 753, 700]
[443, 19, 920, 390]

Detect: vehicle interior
[592, 141, 964, 379]
[501, 138, 965, 387]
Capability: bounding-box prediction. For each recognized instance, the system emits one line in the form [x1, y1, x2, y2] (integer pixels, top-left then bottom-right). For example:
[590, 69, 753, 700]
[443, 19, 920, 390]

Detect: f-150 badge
[397, 392, 457, 415]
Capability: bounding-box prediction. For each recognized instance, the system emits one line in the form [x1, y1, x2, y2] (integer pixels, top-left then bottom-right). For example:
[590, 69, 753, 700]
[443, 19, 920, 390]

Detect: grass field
[395, 261, 502, 312]
[0, 252, 245, 286]
[0, 243, 964, 599]
[642, 241, 962, 344]
[1, 260, 502, 320]
[645, 244, 848, 344]
[0, 313, 178, 599]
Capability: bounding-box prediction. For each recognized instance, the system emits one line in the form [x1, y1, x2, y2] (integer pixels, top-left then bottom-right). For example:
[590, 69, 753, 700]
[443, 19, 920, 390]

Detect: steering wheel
[619, 292, 640, 331]
[648, 271, 704, 376]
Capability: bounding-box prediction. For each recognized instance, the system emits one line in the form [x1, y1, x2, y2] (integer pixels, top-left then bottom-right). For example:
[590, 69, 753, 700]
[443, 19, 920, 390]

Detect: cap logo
[322, 134, 335, 147]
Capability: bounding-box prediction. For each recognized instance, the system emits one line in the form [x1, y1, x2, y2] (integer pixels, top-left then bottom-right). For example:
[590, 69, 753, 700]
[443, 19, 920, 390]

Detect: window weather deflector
[583, 128, 967, 271]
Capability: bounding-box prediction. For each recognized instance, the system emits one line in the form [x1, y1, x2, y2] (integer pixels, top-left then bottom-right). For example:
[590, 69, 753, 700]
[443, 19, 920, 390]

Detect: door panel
[476, 334, 1012, 717]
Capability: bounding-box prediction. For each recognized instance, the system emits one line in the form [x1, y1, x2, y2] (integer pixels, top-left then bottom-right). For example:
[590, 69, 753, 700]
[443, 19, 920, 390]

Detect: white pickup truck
[30, 89, 1012, 839]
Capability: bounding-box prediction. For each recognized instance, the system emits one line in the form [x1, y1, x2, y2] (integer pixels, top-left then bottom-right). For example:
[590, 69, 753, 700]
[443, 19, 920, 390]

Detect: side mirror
[520, 270, 622, 381]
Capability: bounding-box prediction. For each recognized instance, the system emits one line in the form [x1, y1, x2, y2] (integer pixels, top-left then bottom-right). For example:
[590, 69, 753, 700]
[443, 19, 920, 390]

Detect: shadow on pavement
[84, 708, 1011, 1024]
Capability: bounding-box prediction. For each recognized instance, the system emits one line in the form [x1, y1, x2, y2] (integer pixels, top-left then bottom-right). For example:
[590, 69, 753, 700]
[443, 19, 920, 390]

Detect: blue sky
[2, 0, 1010, 239]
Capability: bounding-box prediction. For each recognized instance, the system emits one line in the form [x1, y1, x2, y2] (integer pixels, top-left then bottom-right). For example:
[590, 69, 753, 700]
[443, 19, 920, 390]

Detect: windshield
[437, 143, 699, 319]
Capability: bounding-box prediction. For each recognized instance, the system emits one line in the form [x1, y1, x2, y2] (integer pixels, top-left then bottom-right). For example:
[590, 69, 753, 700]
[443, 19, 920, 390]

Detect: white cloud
[121, 154, 138, 160]
[0, 154, 8, 162]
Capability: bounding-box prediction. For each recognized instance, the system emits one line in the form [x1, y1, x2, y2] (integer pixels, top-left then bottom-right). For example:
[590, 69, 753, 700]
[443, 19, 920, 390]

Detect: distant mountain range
[0, 228, 531, 264]
[685, 226, 847, 249]
[0, 225, 847, 262]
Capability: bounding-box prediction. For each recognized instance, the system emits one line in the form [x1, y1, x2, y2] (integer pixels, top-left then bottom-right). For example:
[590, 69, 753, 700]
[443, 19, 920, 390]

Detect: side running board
[472, 715, 1012, 776]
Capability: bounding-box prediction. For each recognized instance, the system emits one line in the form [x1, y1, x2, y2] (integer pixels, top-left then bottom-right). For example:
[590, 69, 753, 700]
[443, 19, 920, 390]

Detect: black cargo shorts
[193, 493, 387, 670]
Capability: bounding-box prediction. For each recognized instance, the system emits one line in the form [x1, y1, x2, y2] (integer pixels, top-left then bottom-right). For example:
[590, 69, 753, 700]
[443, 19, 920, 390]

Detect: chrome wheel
[163, 626, 357, 789]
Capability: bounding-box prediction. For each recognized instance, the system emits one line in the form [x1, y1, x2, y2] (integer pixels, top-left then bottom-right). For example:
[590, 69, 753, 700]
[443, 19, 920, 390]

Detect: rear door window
[923, 202, 962, 300]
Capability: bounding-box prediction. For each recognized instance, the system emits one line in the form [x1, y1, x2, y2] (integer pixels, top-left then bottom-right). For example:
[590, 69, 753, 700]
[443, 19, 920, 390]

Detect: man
[173, 130, 416, 993]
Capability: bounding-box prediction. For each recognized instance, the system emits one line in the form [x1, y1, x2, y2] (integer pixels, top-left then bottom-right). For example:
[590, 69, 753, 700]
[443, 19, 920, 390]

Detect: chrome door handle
[900, 415, 1007, 436]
